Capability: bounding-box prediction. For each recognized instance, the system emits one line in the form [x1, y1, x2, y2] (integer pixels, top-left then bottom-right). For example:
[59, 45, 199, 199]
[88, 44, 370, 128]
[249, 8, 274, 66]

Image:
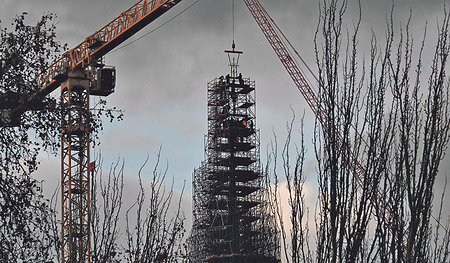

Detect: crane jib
[36, 0, 182, 97]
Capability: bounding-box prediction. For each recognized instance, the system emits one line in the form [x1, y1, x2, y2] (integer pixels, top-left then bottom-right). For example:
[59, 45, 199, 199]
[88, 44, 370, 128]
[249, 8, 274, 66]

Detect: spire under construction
[188, 46, 280, 263]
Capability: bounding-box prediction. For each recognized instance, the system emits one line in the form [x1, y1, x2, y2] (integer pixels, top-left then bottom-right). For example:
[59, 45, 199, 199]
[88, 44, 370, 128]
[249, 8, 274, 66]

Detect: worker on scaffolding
[238, 73, 244, 85]
[222, 104, 230, 115]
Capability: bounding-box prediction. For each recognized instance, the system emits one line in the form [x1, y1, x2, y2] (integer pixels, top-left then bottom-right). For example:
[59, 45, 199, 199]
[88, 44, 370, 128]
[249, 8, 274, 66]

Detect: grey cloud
[3, 0, 450, 222]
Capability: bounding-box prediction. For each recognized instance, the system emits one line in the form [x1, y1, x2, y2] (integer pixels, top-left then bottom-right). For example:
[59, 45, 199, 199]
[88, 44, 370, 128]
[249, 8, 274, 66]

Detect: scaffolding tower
[189, 49, 280, 263]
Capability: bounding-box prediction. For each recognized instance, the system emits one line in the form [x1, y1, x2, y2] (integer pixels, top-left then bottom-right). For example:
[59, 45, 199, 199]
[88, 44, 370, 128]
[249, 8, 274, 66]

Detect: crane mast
[37, 1, 182, 262]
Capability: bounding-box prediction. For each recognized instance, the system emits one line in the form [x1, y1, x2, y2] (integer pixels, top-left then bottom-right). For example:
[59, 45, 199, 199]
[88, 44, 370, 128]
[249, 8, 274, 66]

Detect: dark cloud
[3, 0, 449, 234]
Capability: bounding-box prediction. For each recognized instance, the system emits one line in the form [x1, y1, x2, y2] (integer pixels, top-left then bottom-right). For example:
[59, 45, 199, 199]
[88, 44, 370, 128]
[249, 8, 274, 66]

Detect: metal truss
[60, 69, 91, 263]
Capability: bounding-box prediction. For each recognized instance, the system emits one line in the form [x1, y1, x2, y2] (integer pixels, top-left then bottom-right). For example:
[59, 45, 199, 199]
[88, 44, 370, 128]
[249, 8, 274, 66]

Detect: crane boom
[36, 0, 181, 97]
[242, 1, 323, 122]
[242, 0, 368, 178]
[242, 0, 408, 249]
[245, 3, 450, 257]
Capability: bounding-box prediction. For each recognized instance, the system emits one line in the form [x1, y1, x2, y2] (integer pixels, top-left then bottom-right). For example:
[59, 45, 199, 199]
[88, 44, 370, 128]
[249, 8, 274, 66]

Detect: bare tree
[312, 0, 392, 261]
[313, 0, 450, 262]
[86, 148, 187, 263]
[123, 148, 186, 263]
[315, 0, 450, 262]
[283, 114, 312, 263]
[90, 157, 124, 263]
[371, 4, 450, 262]
[263, 111, 312, 263]
[266, 0, 450, 262]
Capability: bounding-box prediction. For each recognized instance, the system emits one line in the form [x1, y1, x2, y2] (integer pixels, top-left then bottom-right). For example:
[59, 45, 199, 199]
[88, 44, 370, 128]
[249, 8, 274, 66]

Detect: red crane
[242, 1, 371, 187]
[242, 0, 369, 192]
[242, 0, 432, 252]
[243, 0, 450, 253]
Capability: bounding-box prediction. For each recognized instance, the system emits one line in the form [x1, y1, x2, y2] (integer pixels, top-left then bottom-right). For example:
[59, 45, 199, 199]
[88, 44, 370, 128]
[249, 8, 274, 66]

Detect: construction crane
[241, 2, 367, 185]
[242, 0, 406, 251]
[3, 1, 181, 262]
[57, 2, 184, 262]
[243, 0, 450, 253]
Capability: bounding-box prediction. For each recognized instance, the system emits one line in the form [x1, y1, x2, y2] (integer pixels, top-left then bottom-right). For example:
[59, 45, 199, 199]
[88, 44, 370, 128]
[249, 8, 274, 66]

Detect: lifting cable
[232, 0, 235, 45]
[108, 0, 201, 54]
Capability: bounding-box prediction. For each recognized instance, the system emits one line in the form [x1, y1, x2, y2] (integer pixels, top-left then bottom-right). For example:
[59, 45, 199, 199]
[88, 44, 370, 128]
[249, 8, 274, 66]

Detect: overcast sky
[2, 0, 450, 255]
